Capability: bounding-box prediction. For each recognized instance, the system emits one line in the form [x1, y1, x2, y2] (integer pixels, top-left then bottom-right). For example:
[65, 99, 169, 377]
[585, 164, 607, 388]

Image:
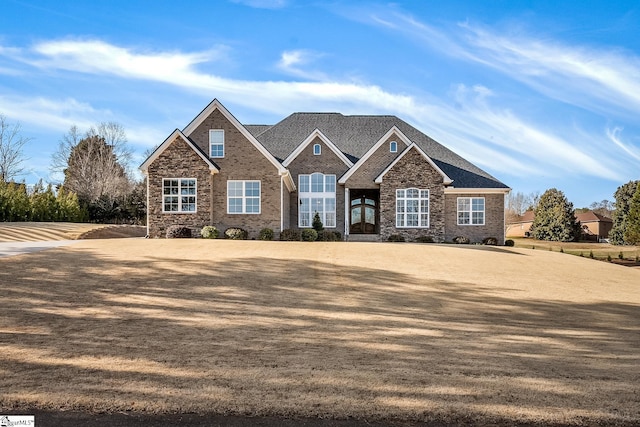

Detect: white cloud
[276, 49, 327, 80]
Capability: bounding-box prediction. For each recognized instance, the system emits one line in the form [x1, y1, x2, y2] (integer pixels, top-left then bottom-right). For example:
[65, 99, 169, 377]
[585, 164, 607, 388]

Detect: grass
[0, 222, 145, 242]
[1, 239, 639, 426]
[511, 237, 640, 268]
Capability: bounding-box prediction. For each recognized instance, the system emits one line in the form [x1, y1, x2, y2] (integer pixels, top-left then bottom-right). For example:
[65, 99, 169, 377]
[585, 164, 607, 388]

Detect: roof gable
[338, 126, 410, 184]
[139, 129, 219, 174]
[374, 143, 453, 185]
[282, 128, 353, 167]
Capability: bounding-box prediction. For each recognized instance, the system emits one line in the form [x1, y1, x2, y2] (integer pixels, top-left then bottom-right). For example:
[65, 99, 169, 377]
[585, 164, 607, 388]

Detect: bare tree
[0, 114, 31, 182]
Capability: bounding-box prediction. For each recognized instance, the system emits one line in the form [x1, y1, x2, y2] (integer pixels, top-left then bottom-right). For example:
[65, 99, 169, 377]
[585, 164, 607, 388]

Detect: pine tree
[610, 180, 639, 245]
[312, 212, 324, 233]
[623, 185, 640, 245]
[530, 188, 580, 242]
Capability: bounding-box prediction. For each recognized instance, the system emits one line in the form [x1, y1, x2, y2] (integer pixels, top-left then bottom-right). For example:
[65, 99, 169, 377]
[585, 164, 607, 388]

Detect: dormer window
[313, 143, 321, 155]
[390, 141, 398, 153]
[209, 129, 224, 158]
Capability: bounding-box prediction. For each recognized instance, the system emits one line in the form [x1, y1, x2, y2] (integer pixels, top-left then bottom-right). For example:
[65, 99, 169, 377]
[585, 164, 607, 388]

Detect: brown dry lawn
[1, 239, 639, 425]
[0, 222, 145, 242]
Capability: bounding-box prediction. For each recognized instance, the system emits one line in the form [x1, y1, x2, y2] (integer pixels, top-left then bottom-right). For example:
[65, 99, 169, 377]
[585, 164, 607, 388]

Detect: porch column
[344, 187, 350, 237]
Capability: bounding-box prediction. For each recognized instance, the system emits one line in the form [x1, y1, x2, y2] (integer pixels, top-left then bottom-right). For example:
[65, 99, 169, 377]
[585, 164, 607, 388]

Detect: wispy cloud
[229, 0, 287, 9]
[0, 38, 634, 182]
[276, 49, 327, 80]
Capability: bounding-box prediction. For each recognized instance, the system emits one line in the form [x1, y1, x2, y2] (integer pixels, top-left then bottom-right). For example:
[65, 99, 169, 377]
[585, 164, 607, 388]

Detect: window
[313, 143, 321, 155]
[390, 141, 397, 153]
[458, 197, 485, 225]
[163, 178, 197, 212]
[396, 188, 429, 227]
[209, 129, 224, 158]
[299, 173, 336, 227]
[227, 180, 260, 214]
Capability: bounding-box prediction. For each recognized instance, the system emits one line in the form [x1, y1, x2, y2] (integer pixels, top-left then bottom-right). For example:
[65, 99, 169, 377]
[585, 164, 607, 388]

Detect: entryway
[349, 189, 379, 234]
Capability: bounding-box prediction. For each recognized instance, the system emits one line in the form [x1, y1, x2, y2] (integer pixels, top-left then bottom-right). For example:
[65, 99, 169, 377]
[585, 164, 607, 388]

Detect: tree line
[1, 115, 145, 224]
[506, 181, 640, 245]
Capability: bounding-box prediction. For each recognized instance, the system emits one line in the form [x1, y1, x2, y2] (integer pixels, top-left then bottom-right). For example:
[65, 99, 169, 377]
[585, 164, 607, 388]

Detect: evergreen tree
[610, 180, 639, 245]
[530, 188, 580, 242]
[56, 187, 85, 222]
[29, 180, 58, 221]
[312, 212, 324, 233]
[6, 181, 30, 221]
[623, 185, 640, 245]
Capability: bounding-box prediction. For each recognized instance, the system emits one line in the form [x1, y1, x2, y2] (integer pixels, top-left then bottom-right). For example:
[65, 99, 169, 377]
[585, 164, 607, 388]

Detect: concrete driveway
[0, 240, 80, 258]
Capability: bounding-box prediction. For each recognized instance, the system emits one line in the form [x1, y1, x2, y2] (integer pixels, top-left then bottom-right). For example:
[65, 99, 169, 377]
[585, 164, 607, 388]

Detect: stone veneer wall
[378, 148, 445, 242]
[286, 136, 351, 233]
[444, 193, 505, 244]
[147, 136, 212, 238]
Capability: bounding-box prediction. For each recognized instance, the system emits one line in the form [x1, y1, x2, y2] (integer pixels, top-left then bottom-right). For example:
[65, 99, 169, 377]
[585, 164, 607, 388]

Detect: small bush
[200, 225, 219, 239]
[482, 237, 498, 246]
[312, 212, 324, 233]
[607, 254, 612, 262]
[415, 235, 434, 243]
[225, 227, 248, 240]
[453, 236, 470, 244]
[560, 247, 564, 253]
[317, 230, 338, 241]
[388, 234, 405, 242]
[333, 231, 342, 241]
[589, 250, 594, 259]
[279, 229, 301, 241]
[301, 229, 318, 241]
[504, 239, 515, 247]
[259, 228, 274, 241]
[618, 251, 624, 260]
[166, 225, 191, 239]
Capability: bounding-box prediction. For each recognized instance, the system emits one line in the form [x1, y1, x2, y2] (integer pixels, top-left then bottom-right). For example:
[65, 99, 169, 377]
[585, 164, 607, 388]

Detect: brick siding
[444, 193, 506, 244]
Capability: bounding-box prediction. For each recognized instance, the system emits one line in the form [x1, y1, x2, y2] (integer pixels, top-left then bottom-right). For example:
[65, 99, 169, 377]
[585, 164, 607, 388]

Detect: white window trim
[227, 180, 261, 214]
[162, 178, 197, 213]
[396, 188, 429, 228]
[298, 173, 336, 228]
[457, 196, 485, 226]
[313, 143, 321, 155]
[209, 129, 225, 158]
[390, 141, 397, 153]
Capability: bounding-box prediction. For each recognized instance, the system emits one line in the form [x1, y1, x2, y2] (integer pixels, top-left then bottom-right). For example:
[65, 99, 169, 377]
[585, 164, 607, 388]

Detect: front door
[350, 190, 378, 234]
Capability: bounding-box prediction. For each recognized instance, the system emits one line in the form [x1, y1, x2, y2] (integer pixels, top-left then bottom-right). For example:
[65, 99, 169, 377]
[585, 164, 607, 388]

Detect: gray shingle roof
[250, 113, 508, 189]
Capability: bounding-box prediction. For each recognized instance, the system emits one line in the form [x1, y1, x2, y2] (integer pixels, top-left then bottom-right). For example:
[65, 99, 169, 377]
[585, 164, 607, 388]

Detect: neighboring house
[576, 211, 613, 241]
[140, 99, 510, 242]
[505, 210, 534, 238]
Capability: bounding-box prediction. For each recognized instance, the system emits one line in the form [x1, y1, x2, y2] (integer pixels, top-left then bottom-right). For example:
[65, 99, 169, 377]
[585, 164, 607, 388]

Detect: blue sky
[1, 0, 639, 208]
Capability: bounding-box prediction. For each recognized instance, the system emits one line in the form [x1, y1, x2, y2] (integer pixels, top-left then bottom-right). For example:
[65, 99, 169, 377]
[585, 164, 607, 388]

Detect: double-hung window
[396, 188, 429, 227]
[298, 173, 336, 227]
[163, 178, 197, 212]
[209, 129, 224, 158]
[227, 180, 260, 214]
[457, 197, 485, 225]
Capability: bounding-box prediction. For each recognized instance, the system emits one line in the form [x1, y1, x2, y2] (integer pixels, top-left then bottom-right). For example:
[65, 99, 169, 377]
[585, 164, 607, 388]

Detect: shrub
[279, 229, 301, 241]
[388, 234, 405, 242]
[560, 247, 564, 253]
[589, 250, 594, 259]
[166, 225, 191, 239]
[453, 236, 470, 244]
[333, 231, 342, 241]
[317, 230, 338, 241]
[504, 239, 515, 247]
[200, 225, 219, 239]
[618, 251, 624, 260]
[225, 227, 248, 240]
[259, 228, 274, 241]
[301, 229, 318, 242]
[415, 235, 434, 243]
[607, 254, 612, 262]
[482, 237, 498, 246]
[312, 212, 324, 233]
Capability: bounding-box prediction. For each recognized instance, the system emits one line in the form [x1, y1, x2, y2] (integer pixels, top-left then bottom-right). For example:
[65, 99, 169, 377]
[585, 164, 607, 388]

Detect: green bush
[482, 237, 498, 246]
[312, 212, 324, 233]
[618, 251, 624, 260]
[279, 229, 301, 241]
[259, 227, 274, 241]
[201, 226, 219, 239]
[589, 250, 594, 259]
[504, 239, 515, 247]
[301, 229, 318, 242]
[453, 236, 470, 244]
[224, 227, 248, 240]
[415, 235, 434, 243]
[607, 254, 612, 262]
[387, 234, 405, 242]
[333, 231, 342, 241]
[166, 225, 191, 238]
[317, 230, 338, 241]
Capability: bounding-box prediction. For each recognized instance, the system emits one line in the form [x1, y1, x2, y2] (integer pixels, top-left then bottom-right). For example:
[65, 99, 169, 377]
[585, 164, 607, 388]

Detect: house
[505, 210, 534, 238]
[576, 211, 613, 241]
[140, 99, 510, 242]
